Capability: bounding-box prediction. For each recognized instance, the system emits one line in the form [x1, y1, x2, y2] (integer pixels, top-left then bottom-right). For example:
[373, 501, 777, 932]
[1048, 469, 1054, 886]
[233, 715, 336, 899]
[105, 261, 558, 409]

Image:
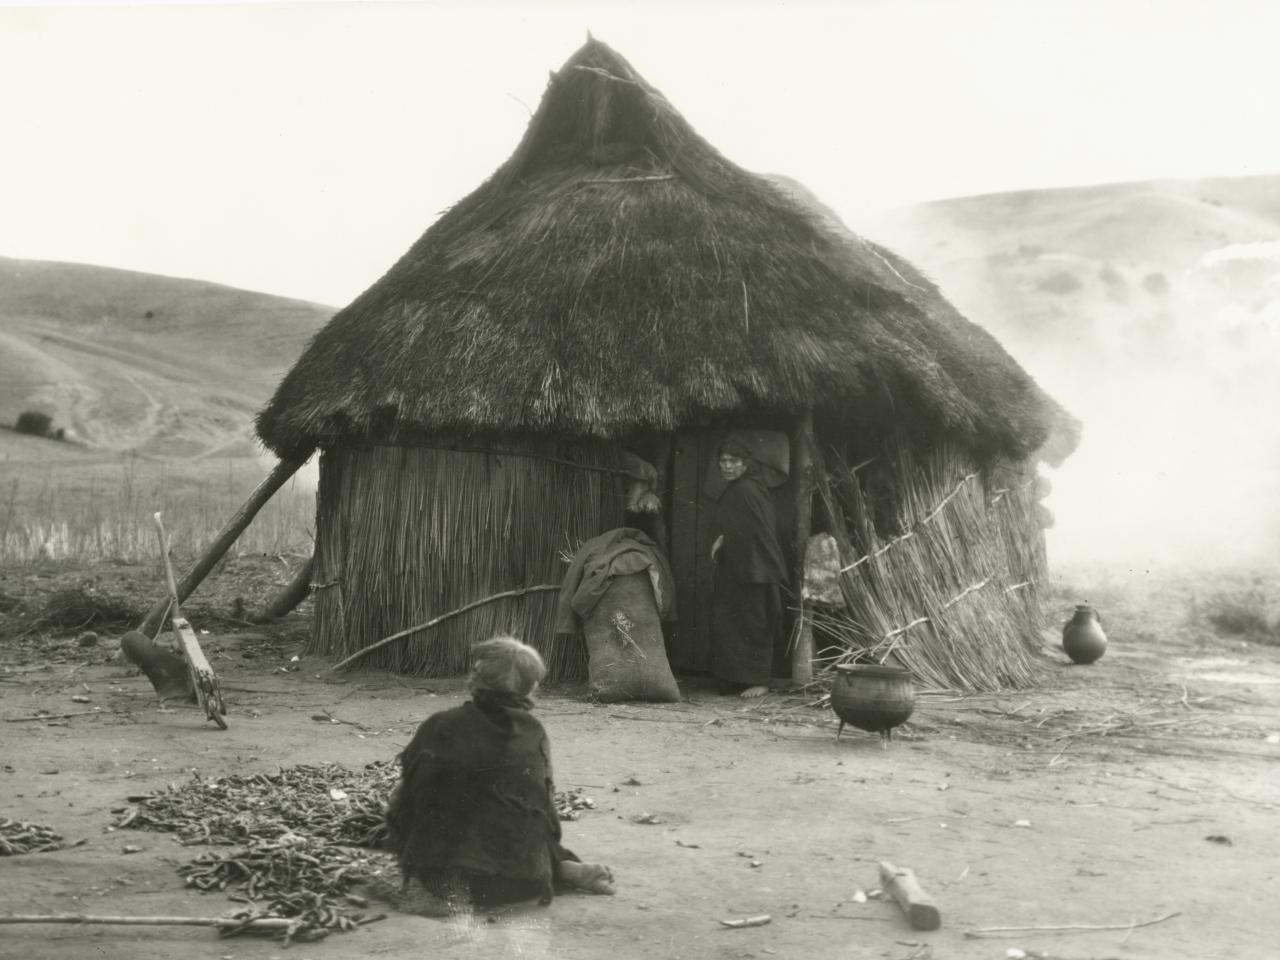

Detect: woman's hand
[710, 535, 724, 562]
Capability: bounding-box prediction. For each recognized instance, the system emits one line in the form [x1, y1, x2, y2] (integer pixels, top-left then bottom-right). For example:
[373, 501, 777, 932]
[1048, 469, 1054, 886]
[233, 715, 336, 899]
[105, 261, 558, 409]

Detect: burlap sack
[582, 571, 680, 703]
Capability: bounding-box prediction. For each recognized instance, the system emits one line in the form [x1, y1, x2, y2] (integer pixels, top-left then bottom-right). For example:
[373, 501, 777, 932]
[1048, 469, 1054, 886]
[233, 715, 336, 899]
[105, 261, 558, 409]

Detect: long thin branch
[5, 709, 103, 723]
[964, 911, 1181, 939]
[920, 473, 977, 524]
[327, 585, 561, 672]
[0, 914, 290, 930]
[838, 472, 977, 573]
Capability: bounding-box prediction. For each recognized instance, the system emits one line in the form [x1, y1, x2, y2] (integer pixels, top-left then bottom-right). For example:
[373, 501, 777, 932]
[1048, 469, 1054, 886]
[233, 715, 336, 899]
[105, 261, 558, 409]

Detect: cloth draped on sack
[555, 527, 677, 634]
[385, 690, 579, 906]
[556, 528, 680, 703]
[710, 472, 789, 686]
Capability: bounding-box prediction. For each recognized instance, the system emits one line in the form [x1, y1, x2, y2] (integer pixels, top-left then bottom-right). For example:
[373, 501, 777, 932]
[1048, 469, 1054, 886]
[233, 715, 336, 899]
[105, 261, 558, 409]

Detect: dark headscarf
[719, 435, 760, 477]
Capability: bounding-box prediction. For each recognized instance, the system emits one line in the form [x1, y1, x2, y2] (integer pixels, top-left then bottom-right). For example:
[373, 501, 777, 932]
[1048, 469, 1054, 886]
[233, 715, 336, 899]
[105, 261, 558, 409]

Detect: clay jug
[1062, 605, 1107, 664]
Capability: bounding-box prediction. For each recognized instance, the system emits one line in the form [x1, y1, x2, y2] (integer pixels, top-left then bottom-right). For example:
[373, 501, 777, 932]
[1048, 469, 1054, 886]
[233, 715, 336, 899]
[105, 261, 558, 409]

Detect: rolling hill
[865, 173, 1280, 564]
[0, 257, 332, 459]
[865, 173, 1280, 370]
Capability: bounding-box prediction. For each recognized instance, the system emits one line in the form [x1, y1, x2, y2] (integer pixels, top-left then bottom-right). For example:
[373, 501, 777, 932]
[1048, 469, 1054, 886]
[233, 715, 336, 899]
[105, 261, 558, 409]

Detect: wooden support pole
[138, 456, 307, 636]
[250, 554, 316, 623]
[790, 411, 815, 683]
[879, 860, 942, 931]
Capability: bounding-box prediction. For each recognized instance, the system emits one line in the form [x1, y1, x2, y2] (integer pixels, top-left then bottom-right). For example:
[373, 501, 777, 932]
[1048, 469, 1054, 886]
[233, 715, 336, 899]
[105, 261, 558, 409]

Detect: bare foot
[560, 861, 615, 895]
[739, 685, 768, 699]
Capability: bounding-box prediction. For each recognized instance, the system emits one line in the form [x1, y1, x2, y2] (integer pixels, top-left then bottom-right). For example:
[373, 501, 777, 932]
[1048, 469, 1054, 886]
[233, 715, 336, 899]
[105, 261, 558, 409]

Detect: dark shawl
[711, 472, 788, 585]
[385, 691, 574, 902]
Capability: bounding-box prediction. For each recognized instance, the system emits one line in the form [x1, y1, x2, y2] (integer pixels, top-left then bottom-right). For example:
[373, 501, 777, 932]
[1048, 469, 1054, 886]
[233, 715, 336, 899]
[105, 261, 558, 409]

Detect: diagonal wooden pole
[250, 553, 316, 622]
[138, 456, 307, 637]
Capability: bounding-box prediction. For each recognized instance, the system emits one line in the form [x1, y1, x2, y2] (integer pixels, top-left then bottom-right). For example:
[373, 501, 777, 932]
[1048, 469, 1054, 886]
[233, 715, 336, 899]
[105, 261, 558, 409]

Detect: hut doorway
[666, 430, 794, 675]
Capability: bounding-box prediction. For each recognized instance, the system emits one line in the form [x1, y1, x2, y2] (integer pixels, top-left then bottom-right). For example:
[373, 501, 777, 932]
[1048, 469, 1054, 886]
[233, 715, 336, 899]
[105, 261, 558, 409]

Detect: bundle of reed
[311, 438, 624, 680]
[812, 436, 1048, 691]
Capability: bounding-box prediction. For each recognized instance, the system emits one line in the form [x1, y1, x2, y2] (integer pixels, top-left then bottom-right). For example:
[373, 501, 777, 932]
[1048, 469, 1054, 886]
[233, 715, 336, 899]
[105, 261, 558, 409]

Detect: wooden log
[138, 457, 306, 636]
[790, 411, 815, 683]
[250, 554, 315, 622]
[879, 860, 941, 931]
[794, 598, 815, 682]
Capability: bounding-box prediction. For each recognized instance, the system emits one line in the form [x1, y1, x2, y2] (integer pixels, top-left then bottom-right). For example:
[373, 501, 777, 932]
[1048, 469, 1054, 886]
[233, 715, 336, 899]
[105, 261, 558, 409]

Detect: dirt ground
[1, 559, 1278, 960]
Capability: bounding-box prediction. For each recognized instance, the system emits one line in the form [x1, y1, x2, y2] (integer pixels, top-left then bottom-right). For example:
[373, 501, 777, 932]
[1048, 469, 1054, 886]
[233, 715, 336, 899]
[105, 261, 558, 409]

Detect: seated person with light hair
[386, 634, 614, 908]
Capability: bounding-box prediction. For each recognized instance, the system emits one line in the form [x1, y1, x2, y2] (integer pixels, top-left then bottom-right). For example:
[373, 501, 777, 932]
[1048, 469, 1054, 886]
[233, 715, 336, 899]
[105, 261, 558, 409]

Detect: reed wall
[311, 439, 626, 679]
[813, 437, 1048, 691]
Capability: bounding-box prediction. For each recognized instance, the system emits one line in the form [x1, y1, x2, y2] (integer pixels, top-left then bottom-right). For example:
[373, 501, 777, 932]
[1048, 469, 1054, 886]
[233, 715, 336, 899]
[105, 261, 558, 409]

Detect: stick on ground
[964, 911, 1181, 938]
[328, 584, 561, 672]
[0, 914, 293, 930]
[4, 710, 102, 723]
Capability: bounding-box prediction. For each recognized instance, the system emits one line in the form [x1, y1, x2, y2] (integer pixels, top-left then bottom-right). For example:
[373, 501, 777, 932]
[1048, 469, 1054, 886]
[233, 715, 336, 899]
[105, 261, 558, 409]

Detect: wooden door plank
[692, 433, 715, 671]
[670, 432, 701, 671]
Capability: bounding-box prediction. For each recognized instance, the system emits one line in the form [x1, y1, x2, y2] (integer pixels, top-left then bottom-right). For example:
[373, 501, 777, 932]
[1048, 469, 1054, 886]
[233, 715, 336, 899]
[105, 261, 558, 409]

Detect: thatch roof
[258, 38, 1078, 464]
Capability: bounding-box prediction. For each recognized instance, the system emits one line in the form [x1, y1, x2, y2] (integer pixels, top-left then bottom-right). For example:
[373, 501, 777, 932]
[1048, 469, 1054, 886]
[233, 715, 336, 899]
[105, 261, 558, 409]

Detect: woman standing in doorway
[709, 436, 788, 698]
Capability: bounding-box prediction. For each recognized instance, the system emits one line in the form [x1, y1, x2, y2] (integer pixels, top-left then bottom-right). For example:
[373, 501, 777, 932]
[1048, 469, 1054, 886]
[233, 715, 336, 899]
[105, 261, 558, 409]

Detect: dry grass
[1199, 580, 1280, 646]
[0, 455, 314, 566]
[809, 437, 1048, 691]
[35, 586, 139, 630]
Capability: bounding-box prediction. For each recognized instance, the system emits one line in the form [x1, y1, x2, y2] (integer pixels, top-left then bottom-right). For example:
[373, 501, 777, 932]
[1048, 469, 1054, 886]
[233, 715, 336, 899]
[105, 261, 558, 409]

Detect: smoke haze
[869, 177, 1280, 570]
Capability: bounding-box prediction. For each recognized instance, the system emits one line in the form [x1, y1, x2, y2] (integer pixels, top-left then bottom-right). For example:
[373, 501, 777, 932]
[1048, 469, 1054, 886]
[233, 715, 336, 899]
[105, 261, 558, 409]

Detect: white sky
[2, 0, 1278, 307]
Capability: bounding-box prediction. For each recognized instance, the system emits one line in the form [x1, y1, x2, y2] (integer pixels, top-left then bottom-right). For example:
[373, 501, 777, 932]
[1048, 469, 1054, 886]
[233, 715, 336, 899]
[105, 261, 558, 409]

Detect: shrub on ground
[1202, 584, 1279, 646]
[14, 411, 54, 437]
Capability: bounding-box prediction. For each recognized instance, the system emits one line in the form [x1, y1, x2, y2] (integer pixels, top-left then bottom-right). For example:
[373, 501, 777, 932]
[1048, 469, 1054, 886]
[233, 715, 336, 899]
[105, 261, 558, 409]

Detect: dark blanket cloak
[710, 473, 788, 686]
[385, 691, 578, 906]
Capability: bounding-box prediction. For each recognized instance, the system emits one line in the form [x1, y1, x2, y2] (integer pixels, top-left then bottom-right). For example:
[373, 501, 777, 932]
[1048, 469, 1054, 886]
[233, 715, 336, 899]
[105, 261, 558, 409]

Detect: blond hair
[469, 634, 546, 698]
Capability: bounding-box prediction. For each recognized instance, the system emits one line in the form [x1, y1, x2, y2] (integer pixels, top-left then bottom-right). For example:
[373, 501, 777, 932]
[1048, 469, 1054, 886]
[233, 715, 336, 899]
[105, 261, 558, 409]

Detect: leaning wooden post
[250, 553, 316, 623]
[138, 456, 308, 636]
[791, 411, 815, 684]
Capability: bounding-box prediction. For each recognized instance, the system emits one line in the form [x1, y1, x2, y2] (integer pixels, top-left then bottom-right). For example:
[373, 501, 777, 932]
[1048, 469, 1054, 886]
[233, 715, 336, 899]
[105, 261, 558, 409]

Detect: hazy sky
[3, 0, 1279, 307]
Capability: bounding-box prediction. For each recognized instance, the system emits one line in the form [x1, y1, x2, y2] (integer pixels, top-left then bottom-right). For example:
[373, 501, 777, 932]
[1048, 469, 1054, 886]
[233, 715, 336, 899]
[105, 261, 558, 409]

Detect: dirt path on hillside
[0, 320, 260, 458]
[1, 565, 1277, 960]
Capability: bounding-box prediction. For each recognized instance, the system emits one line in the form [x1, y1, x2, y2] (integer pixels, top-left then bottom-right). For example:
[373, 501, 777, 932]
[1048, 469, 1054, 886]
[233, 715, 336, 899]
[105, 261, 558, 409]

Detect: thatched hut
[256, 39, 1078, 689]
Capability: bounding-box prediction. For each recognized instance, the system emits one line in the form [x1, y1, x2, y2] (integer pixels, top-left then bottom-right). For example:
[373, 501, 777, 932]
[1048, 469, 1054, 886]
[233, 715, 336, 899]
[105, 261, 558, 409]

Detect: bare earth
[1, 561, 1277, 960]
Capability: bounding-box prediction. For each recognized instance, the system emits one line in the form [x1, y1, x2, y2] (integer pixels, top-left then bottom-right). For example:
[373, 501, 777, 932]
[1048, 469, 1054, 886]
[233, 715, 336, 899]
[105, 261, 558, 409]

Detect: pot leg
[836, 721, 844, 740]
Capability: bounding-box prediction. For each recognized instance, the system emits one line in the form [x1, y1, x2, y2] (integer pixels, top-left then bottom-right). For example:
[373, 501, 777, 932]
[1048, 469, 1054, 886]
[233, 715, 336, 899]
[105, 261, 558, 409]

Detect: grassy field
[0, 256, 329, 565]
[0, 445, 315, 565]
